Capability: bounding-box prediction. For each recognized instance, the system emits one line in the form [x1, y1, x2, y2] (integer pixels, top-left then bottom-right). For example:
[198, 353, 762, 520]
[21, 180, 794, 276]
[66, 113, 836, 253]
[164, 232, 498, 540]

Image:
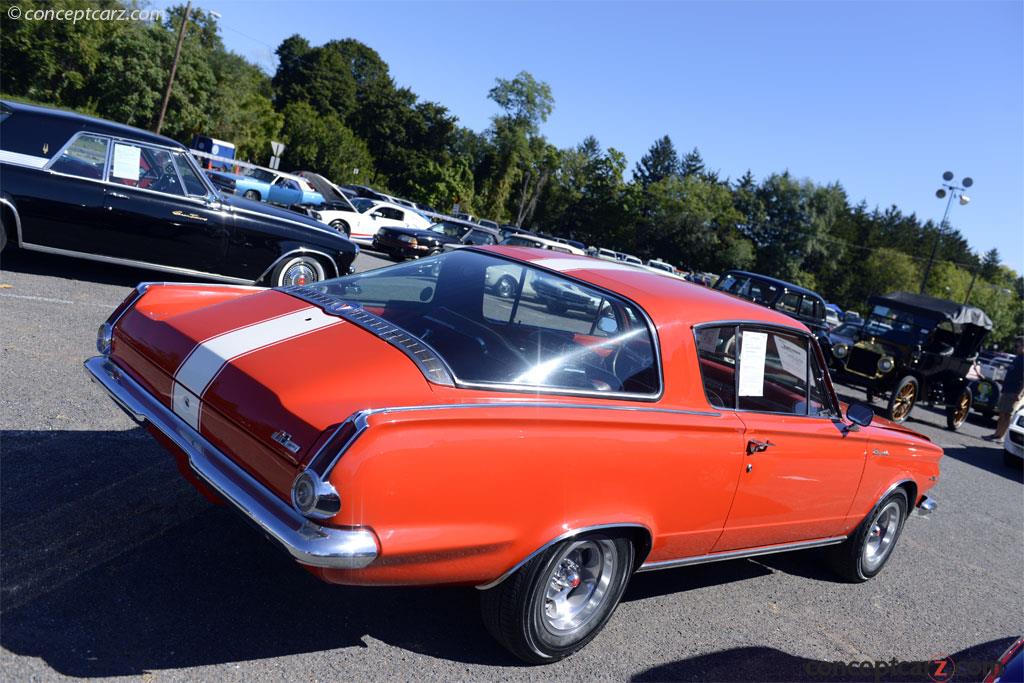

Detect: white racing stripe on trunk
[171, 306, 342, 430]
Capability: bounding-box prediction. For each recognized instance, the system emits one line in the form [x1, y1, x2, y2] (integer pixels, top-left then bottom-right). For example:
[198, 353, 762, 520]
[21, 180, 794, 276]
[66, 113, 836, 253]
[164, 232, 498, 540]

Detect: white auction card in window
[738, 331, 767, 397]
[111, 143, 141, 181]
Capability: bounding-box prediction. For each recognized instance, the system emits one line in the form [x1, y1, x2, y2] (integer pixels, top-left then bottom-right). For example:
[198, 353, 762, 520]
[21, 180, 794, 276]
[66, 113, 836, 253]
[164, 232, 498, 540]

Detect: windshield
[298, 250, 660, 396]
[866, 305, 935, 343]
[351, 198, 376, 213]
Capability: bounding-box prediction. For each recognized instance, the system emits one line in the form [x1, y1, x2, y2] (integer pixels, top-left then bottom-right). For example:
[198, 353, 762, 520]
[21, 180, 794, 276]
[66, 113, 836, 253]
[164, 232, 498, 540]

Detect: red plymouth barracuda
[86, 246, 942, 663]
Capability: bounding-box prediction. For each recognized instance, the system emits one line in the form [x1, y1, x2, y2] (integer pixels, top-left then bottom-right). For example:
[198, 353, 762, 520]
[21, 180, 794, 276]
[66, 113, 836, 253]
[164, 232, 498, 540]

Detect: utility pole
[154, 1, 192, 135]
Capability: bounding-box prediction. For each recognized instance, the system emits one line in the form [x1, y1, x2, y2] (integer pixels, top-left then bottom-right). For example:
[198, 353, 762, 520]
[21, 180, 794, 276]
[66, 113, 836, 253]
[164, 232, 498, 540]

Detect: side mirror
[846, 403, 874, 428]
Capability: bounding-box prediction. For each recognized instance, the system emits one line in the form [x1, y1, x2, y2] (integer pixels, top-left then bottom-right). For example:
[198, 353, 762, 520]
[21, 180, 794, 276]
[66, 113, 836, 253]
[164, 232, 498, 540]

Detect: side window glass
[737, 329, 810, 414]
[172, 152, 209, 197]
[695, 326, 737, 409]
[109, 142, 145, 187]
[778, 292, 801, 313]
[800, 297, 817, 318]
[483, 263, 524, 323]
[808, 346, 835, 417]
[49, 134, 108, 179]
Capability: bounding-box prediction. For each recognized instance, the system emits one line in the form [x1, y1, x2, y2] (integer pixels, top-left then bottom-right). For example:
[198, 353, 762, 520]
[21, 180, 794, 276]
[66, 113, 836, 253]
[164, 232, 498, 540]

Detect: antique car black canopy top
[869, 291, 993, 330]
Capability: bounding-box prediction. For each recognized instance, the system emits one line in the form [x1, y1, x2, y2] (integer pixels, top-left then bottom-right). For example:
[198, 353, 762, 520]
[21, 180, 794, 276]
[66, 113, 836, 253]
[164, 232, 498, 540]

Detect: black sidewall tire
[330, 220, 351, 237]
[496, 275, 517, 298]
[830, 488, 909, 582]
[271, 256, 323, 287]
[886, 376, 918, 423]
[243, 190, 260, 201]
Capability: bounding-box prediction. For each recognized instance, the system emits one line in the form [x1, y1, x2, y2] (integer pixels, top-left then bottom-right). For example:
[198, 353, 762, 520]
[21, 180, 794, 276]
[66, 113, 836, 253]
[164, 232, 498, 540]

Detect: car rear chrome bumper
[916, 495, 937, 516]
[84, 355, 379, 569]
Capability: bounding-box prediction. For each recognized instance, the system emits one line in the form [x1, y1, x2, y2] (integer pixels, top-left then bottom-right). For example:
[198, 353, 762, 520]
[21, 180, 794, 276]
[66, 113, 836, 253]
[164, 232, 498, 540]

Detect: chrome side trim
[916, 495, 937, 516]
[258, 248, 341, 283]
[83, 355, 379, 569]
[636, 535, 848, 572]
[19, 243, 255, 285]
[475, 522, 651, 590]
[0, 197, 23, 245]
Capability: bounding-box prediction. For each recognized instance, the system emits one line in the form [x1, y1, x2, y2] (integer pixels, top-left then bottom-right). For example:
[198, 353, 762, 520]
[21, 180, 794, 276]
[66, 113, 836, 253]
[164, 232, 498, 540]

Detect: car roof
[869, 291, 993, 330]
[475, 247, 808, 332]
[3, 99, 185, 149]
[720, 269, 823, 300]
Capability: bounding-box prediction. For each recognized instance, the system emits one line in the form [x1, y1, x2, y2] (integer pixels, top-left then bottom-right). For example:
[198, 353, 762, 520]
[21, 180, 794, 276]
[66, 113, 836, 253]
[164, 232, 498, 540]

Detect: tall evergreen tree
[681, 146, 705, 177]
[632, 135, 679, 188]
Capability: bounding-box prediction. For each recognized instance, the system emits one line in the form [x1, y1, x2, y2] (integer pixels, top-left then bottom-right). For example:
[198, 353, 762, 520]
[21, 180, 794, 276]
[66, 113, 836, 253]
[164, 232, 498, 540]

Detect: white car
[501, 234, 586, 255]
[1005, 409, 1024, 467]
[312, 196, 432, 245]
[643, 259, 687, 281]
[596, 247, 618, 261]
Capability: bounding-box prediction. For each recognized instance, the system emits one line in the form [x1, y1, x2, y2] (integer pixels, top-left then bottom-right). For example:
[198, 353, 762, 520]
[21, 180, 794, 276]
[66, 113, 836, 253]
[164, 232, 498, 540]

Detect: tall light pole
[919, 171, 973, 295]
[154, 1, 192, 135]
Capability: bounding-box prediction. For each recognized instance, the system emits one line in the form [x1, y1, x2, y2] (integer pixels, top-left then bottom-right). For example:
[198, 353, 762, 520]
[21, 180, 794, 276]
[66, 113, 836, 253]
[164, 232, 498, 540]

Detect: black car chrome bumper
[84, 356, 379, 569]
[916, 495, 937, 516]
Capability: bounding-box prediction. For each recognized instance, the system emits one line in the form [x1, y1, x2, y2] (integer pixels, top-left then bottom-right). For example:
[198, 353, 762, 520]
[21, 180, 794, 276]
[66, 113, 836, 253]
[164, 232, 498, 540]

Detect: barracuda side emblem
[272, 430, 301, 454]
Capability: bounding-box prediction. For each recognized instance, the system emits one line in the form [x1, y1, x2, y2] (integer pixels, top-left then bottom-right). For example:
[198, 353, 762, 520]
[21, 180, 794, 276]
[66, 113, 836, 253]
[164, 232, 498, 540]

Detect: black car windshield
[300, 250, 660, 397]
[351, 198, 376, 213]
[866, 305, 935, 343]
[428, 222, 470, 238]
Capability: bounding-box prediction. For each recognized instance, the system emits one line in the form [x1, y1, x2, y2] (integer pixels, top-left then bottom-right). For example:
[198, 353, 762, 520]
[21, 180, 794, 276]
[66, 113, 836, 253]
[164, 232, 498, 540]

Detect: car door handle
[747, 439, 775, 455]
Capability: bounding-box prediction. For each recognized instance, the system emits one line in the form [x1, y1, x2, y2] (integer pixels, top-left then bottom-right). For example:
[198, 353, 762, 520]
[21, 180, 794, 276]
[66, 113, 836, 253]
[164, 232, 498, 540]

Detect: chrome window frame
[692, 320, 841, 419]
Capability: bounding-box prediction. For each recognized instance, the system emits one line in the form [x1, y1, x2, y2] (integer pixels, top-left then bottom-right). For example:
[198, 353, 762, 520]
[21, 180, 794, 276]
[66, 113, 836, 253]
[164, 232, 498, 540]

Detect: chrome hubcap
[863, 501, 901, 571]
[282, 262, 316, 286]
[541, 539, 616, 634]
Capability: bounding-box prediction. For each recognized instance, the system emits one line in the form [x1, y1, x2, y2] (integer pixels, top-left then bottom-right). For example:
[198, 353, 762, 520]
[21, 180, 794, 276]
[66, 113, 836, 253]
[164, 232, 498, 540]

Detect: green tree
[862, 248, 921, 298]
[680, 147, 705, 177]
[633, 135, 680, 188]
[279, 101, 375, 185]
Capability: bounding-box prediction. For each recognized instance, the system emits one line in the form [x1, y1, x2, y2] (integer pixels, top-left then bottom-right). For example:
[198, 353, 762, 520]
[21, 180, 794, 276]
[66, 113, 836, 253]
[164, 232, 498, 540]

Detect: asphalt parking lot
[1, 247, 1021, 682]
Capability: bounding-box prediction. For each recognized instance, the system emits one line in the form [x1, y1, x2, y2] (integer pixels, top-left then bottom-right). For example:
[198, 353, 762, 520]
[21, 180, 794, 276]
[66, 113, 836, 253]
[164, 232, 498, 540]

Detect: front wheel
[886, 376, 918, 423]
[270, 256, 324, 287]
[243, 190, 260, 201]
[828, 488, 908, 582]
[946, 388, 972, 430]
[480, 534, 634, 664]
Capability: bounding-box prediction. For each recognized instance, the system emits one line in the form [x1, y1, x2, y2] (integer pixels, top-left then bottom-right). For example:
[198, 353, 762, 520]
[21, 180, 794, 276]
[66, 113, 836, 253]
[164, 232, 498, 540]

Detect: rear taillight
[97, 283, 151, 355]
[292, 413, 368, 521]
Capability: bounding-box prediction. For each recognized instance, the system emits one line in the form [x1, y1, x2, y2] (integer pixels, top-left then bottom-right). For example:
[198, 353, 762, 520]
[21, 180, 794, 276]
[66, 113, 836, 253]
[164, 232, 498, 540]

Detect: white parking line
[0, 292, 114, 308]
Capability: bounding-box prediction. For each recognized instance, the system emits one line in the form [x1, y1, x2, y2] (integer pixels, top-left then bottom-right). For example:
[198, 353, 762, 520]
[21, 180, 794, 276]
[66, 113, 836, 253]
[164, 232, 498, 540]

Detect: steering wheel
[428, 308, 530, 379]
[149, 164, 181, 193]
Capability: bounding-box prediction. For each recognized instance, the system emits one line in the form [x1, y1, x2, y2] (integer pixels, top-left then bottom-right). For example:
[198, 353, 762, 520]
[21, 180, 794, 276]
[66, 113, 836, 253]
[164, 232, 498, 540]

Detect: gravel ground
[1, 247, 1021, 682]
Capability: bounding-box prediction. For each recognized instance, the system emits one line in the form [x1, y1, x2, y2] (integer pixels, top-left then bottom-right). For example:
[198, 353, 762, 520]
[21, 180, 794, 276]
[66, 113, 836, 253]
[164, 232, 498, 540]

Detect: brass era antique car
[830, 291, 992, 429]
[87, 248, 942, 663]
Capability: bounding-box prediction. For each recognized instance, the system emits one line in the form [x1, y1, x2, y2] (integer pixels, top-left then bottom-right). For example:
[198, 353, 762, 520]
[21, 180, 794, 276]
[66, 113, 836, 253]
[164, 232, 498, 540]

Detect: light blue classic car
[208, 167, 324, 206]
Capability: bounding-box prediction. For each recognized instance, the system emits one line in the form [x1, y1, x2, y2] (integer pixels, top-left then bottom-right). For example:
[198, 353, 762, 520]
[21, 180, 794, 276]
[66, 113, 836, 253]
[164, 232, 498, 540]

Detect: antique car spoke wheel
[946, 388, 972, 430]
[828, 488, 908, 582]
[887, 376, 918, 423]
[481, 534, 634, 664]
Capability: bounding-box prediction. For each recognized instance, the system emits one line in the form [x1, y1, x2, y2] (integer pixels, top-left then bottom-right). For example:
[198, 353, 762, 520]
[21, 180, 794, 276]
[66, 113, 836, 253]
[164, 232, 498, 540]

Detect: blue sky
[163, 0, 1023, 272]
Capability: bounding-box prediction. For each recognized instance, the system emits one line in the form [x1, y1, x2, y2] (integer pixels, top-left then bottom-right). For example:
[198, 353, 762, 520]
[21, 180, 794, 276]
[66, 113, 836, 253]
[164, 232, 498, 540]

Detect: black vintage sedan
[0, 100, 357, 286]
[373, 219, 497, 260]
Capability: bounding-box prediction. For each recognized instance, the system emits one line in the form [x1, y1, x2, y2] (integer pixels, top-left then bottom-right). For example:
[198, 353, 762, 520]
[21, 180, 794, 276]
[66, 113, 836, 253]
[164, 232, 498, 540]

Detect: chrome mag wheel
[540, 539, 617, 636]
[863, 500, 902, 572]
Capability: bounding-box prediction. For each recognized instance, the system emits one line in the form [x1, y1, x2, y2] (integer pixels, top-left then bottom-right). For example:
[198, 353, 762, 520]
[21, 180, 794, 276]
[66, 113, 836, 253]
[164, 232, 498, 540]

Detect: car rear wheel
[946, 388, 972, 430]
[329, 219, 351, 237]
[886, 376, 918, 423]
[496, 274, 518, 298]
[828, 487, 908, 582]
[243, 190, 260, 201]
[271, 256, 324, 287]
[480, 534, 634, 664]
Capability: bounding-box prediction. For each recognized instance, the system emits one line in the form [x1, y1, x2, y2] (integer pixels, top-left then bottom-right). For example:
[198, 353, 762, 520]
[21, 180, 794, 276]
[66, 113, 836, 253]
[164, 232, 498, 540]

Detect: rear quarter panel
[318, 405, 747, 587]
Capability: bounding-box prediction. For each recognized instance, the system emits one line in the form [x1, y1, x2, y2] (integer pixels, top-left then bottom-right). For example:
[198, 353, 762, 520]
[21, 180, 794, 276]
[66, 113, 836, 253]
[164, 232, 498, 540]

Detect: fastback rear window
[306, 250, 660, 397]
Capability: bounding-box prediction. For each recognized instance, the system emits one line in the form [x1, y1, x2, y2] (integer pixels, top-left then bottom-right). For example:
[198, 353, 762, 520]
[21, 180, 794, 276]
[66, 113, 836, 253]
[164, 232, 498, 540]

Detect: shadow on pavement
[1, 248, 172, 288]
[943, 444, 1024, 484]
[631, 637, 1018, 682]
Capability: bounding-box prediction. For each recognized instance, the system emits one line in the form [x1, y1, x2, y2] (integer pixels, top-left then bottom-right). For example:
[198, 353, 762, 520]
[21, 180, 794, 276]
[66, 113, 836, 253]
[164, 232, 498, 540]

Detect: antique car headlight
[877, 356, 895, 373]
[398, 235, 417, 245]
[291, 470, 341, 520]
[832, 343, 849, 359]
[97, 322, 113, 355]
